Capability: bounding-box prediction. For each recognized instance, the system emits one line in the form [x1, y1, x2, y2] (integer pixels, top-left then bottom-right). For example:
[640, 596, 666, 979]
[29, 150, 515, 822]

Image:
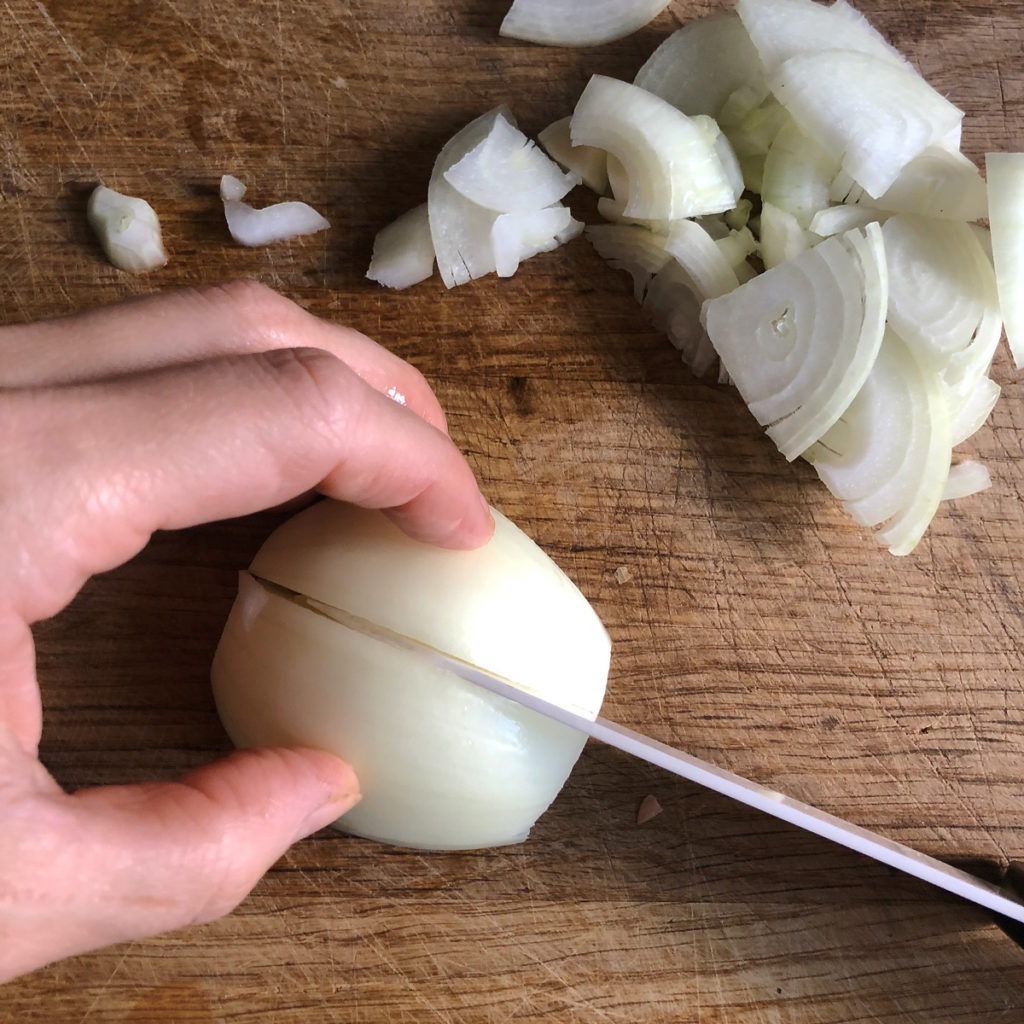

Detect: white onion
[571, 76, 740, 222]
[366, 204, 435, 290]
[634, 14, 768, 119]
[769, 50, 963, 199]
[492, 205, 583, 277]
[220, 175, 330, 247]
[87, 184, 168, 274]
[584, 222, 671, 301]
[538, 117, 610, 194]
[702, 224, 887, 460]
[499, 0, 671, 47]
[211, 500, 610, 851]
[443, 113, 580, 213]
[985, 152, 1024, 369]
[808, 204, 883, 238]
[761, 118, 839, 228]
[943, 460, 992, 501]
[643, 262, 717, 376]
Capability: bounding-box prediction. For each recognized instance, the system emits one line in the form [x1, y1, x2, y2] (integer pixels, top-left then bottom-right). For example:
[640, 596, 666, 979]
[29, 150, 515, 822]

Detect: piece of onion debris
[636, 794, 663, 825]
[220, 174, 330, 247]
[87, 184, 168, 274]
[500, 0, 672, 47]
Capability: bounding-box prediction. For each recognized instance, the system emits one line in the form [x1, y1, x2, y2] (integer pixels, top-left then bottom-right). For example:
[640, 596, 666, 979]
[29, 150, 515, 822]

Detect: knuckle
[257, 346, 358, 440]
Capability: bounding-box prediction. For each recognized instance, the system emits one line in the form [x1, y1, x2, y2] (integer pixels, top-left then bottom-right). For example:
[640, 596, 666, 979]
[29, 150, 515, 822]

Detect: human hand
[0, 280, 494, 982]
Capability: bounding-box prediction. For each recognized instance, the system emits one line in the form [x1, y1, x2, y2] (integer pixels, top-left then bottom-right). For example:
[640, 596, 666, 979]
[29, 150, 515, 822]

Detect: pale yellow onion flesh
[218, 174, 330, 247]
[443, 113, 580, 213]
[760, 117, 839, 228]
[634, 14, 768, 119]
[663, 219, 743, 302]
[757, 201, 812, 270]
[500, 0, 671, 47]
[87, 185, 168, 274]
[808, 204, 884, 238]
[571, 75, 740, 222]
[805, 329, 951, 556]
[211, 500, 610, 851]
[737, 0, 909, 73]
[492, 206, 583, 277]
[584, 222, 672, 301]
[366, 204, 435, 290]
[949, 375, 1001, 448]
[943, 460, 992, 502]
[702, 224, 887, 460]
[538, 117, 610, 194]
[770, 50, 963, 199]
[985, 152, 1024, 369]
[642, 262, 713, 374]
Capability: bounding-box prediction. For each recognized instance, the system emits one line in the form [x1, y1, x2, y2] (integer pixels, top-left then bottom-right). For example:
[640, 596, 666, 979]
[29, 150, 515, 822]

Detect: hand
[0, 280, 494, 983]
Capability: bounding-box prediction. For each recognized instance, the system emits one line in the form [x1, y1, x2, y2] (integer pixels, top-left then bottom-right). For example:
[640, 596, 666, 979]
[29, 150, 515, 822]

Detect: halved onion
[219, 175, 330, 247]
[212, 500, 611, 851]
[367, 204, 435, 290]
[444, 113, 580, 213]
[571, 75, 741, 222]
[538, 117, 610, 194]
[634, 14, 768, 118]
[87, 184, 168, 273]
[770, 50, 963, 198]
[985, 152, 1024, 369]
[805, 329, 951, 556]
[702, 224, 887, 460]
[499, 0, 671, 47]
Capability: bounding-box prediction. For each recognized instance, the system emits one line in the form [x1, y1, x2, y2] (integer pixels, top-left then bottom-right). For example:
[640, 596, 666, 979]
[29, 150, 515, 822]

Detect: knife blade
[415, 645, 1024, 928]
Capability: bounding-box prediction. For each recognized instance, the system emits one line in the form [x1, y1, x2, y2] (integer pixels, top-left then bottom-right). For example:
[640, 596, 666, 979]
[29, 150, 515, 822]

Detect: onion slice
[585, 222, 672, 301]
[367, 204, 435, 290]
[985, 152, 1024, 369]
[499, 0, 671, 47]
[220, 175, 330, 247]
[702, 224, 887, 460]
[943, 461, 992, 502]
[538, 117, 609, 194]
[571, 75, 740, 222]
[770, 50, 963, 199]
[87, 184, 168, 273]
[493, 206, 583, 277]
[761, 117, 840, 228]
[634, 14, 768, 119]
[444, 113, 580, 213]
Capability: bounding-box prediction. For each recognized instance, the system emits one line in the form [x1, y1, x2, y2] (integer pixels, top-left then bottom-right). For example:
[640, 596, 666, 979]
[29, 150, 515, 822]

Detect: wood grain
[2, 0, 1024, 1020]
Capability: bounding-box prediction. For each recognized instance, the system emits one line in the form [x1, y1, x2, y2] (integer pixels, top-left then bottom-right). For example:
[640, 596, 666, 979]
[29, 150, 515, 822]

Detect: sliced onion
[805, 329, 950, 556]
[493, 206, 582, 277]
[949, 374, 1000, 448]
[882, 214, 998, 369]
[985, 152, 1024, 369]
[87, 184, 168, 274]
[664, 219, 743, 302]
[643, 262, 716, 376]
[220, 175, 330, 247]
[770, 51, 963, 199]
[702, 224, 887, 460]
[737, 0, 910, 73]
[943, 461, 992, 502]
[761, 117, 840, 228]
[634, 14, 768, 119]
[571, 75, 740, 222]
[585, 222, 671, 301]
[757, 201, 815, 270]
[212, 500, 610, 851]
[724, 96, 790, 159]
[428, 108, 508, 287]
[499, 0, 671, 47]
[366, 204, 435, 290]
[538, 117, 609, 194]
[444, 113, 580, 213]
[809, 204, 884, 238]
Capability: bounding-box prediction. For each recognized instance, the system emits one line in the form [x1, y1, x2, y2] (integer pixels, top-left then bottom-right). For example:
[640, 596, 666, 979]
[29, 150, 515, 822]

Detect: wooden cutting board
[2, 0, 1024, 1020]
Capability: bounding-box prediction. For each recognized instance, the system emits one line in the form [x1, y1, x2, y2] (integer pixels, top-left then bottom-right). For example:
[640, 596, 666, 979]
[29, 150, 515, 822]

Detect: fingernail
[295, 785, 362, 842]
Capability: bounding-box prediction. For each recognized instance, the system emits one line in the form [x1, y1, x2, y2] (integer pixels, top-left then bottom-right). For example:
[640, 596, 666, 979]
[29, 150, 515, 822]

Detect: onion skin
[211, 500, 610, 851]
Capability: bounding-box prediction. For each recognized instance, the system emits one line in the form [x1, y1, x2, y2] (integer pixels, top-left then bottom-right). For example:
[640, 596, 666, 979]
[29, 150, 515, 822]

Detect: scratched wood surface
[3, 0, 1024, 1020]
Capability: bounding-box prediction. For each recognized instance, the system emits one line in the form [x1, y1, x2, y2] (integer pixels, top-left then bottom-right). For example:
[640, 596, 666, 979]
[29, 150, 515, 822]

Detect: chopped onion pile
[499, 0, 671, 47]
[87, 184, 168, 274]
[368, 109, 582, 290]
[212, 500, 610, 851]
[220, 174, 330, 247]
[555, 0, 1011, 555]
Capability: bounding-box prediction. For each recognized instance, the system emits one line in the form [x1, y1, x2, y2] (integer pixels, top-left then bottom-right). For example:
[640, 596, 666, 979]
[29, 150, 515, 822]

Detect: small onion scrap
[499, 0, 671, 47]
[220, 174, 330, 247]
[87, 184, 168, 274]
[212, 500, 610, 851]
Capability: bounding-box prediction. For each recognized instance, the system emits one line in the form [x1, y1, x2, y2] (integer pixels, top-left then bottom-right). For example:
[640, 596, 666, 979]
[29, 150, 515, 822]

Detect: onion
[584, 223, 671, 301]
[220, 175, 330, 247]
[985, 152, 1024, 369]
[757, 201, 813, 269]
[211, 500, 610, 851]
[87, 184, 168, 274]
[761, 117, 839, 228]
[499, 0, 671, 47]
[702, 224, 887, 460]
[443, 113, 580, 213]
[492, 205, 582, 277]
[643, 262, 717, 376]
[366, 204, 435, 290]
[634, 14, 768, 119]
[538, 117, 609, 194]
[570, 76, 741, 222]
[769, 50, 963, 199]
[943, 460, 992, 501]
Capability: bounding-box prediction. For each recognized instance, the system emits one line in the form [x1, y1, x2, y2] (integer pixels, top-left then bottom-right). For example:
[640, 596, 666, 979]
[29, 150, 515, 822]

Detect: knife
[413, 644, 1024, 928]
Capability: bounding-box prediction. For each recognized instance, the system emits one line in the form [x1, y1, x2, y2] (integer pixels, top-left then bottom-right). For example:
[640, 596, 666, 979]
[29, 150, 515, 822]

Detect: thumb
[3, 746, 359, 981]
